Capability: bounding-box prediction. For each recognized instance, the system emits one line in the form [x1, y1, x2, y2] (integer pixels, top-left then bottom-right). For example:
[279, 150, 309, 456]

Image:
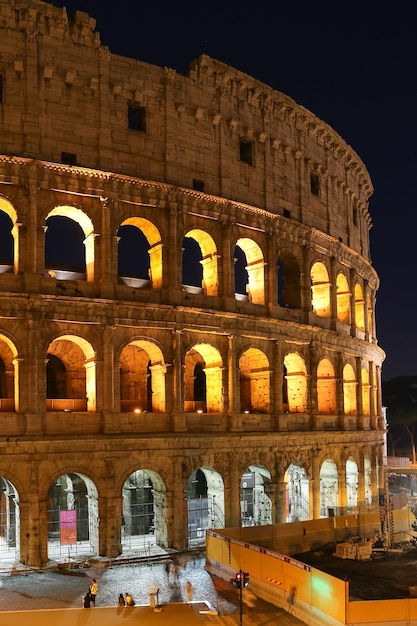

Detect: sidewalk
[0, 601, 305, 626]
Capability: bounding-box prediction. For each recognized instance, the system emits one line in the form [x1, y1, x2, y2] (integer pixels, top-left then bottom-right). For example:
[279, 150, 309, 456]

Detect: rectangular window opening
[239, 139, 253, 166]
[128, 105, 147, 132]
[283, 209, 291, 219]
[0, 75, 3, 103]
[192, 179, 205, 192]
[310, 172, 320, 196]
[61, 152, 77, 166]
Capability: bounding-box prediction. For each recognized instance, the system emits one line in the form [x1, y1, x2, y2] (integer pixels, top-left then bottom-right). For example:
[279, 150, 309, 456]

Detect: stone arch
[343, 363, 357, 416]
[119, 339, 166, 413]
[336, 272, 351, 324]
[0, 476, 19, 564]
[0, 333, 18, 412]
[186, 467, 224, 546]
[47, 472, 99, 560]
[238, 347, 270, 413]
[45, 206, 95, 281]
[235, 237, 265, 304]
[283, 352, 307, 413]
[355, 282, 365, 331]
[277, 249, 301, 309]
[183, 228, 218, 296]
[46, 335, 96, 412]
[0, 197, 17, 273]
[184, 343, 223, 413]
[317, 358, 336, 414]
[311, 261, 331, 318]
[240, 465, 272, 526]
[284, 463, 309, 522]
[118, 217, 162, 289]
[121, 468, 167, 550]
[320, 458, 338, 517]
[346, 457, 359, 510]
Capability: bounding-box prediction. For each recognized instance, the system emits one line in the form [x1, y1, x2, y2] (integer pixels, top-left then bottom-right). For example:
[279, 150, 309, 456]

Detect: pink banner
[60, 510, 77, 544]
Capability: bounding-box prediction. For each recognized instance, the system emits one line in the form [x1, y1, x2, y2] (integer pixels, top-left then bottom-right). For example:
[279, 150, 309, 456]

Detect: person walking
[164, 558, 171, 583]
[118, 593, 125, 606]
[186, 580, 194, 602]
[89, 578, 98, 606]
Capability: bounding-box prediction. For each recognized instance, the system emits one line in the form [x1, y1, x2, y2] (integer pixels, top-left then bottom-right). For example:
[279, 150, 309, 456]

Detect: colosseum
[0, 0, 385, 567]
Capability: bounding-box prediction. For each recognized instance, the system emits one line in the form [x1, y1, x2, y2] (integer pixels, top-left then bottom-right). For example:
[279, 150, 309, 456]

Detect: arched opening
[285, 464, 309, 522]
[0, 477, 19, 564]
[235, 238, 265, 304]
[336, 273, 351, 324]
[311, 261, 330, 317]
[47, 473, 99, 560]
[320, 459, 338, 517]
[239, 348, 270, 413]
[0, 210, 14, 273]
[240, 465, 272, 527]
[355, 283, 365, 331]
[119, 340, 166, 413]
[317, 358, 336, 414]
[343, 363, 357, 416]
[184, 229, 219, 296]
[184, 344, 223, 413]
[45, 207, 95, 281]
[346, 457, 358, 511]
[46, 335, 96, 412]
[283, 353, 307, 413]
[117, 217, 163, 289]
[186, 467, 224, 547]
[277, 251, 301, 308]
[0, 197, 18, 273]
[0, 336, 17, 412]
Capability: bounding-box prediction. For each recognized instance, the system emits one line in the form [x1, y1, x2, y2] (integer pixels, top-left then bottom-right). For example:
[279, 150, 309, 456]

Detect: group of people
[118, 592, 135, 606]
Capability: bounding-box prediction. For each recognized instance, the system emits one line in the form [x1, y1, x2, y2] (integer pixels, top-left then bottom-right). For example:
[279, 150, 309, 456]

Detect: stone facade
[0, 0, 385, 566]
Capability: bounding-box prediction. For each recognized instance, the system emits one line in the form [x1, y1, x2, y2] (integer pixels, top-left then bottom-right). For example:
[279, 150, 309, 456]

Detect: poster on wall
[60, 510, 77, 544]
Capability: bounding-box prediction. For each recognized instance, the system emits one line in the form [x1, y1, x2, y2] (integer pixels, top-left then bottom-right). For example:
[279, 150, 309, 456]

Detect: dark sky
[46, 0, 417, 381]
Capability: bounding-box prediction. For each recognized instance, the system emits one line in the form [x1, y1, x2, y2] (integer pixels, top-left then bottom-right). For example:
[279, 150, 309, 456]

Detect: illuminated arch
[183, 229, 218, 296]
[235, 238, 265, 304]
[239, 347, 270, 413]
[0, 476, 19, 565]
[336, 273, 350, 324]
[119, 217, 162, 289]
[311, 261, 330, 317]
[45, 206, 95, 281]
[119, 339, 166, 413]
[343, 363, 357, 416]
[0, 196, 18, 273]
[355, 283, 365, 331]
[46, 335, 96, 412]
[184, 343, 223, 413]
[283, 352, 307, 413]
[0, 334, 18, 412]
[317, 358, 336, 414]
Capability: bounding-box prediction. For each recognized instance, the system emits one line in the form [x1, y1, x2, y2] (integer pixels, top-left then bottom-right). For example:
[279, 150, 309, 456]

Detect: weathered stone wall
[0, 0, 385, 566]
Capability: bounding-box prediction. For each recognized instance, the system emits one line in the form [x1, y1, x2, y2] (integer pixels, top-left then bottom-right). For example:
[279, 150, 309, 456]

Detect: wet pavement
[0, 555, 307, 625]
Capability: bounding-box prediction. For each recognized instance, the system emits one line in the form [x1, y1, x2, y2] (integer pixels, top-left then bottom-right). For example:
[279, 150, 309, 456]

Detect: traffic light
[231, 571, 243, 588]
[243, 571, 249, 587]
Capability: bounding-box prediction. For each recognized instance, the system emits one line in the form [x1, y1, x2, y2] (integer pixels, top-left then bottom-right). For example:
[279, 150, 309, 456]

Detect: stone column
[311, 448, 321, 519]
[338, 456, 347, 515]
[329, 257, 337, 331]
[272, 341, 282, 430]
[228, 335, 241, 431]
[172, 330, 185, 431]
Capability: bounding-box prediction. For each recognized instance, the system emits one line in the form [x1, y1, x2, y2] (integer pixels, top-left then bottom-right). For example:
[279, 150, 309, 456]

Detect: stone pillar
[275, 480, 287, 524]
[329, 257, 337, 330]
[171, 459, 188, 550]
[338, 456, 347, 515]
[311, 449, 321, 519]
[355, 355, 364, 427]
[308, 341, 318, 429]
[301, 245, 312, 324]
[227, 462, 241, 528]
[356, 450, 366, 508]
[102, 326, 115, 413]
[272, 341, 282, 430]
[99, 198, 115, 299]
[228, 335, 241, 431]
[172, 330, 185, 431]
[350, 268, 357, 337]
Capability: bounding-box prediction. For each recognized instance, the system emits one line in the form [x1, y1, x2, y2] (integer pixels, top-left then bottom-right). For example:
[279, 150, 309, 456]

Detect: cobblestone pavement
[0, 555, 307, 624]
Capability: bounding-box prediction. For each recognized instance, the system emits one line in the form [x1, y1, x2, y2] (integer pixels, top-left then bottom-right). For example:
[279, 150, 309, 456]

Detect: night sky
[45, 0, 417, 381]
